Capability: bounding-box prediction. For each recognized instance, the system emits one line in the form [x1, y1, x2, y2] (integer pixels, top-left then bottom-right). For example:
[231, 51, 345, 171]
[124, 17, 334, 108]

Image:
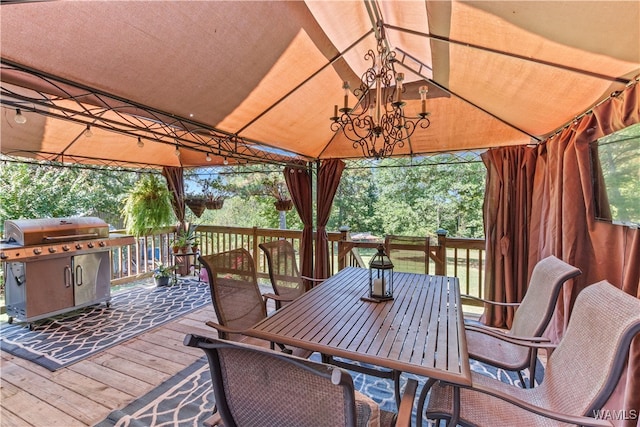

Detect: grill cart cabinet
[5, 251, 111, 324]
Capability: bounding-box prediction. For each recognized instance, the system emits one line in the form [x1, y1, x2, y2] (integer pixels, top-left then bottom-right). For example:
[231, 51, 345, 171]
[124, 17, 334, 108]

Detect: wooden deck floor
[0, 305, 219, 427]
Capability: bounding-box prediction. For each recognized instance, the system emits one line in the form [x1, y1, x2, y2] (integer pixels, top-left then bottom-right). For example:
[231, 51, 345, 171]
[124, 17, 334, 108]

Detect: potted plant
[191, 237, 200, 253]
[172, 224, 199, 253]
[121, 174, 175, 237]
[153, 262, 177, 287]
[200, 176, 229, 210]
[171, 235, 189, 253]
[262, 177, 293, 211]
[184, 195, 206, 217]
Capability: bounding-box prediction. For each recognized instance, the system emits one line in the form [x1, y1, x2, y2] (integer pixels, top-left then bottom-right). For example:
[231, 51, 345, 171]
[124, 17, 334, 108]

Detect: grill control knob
[98, 241, 106, 247]
[48, 247, 57, 253]
[33, 248, 42, 255]
[87, 242, 94, 248]
[62, 245, 70, 251]
[76, 243, 83, 250]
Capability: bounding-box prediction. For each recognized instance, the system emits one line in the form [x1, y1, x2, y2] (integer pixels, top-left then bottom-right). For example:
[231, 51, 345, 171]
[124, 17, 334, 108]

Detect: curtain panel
[528, 82, 639, 425]
[481, 146, 538, 328]
[161, 166, 185, 230]
[284, 166, 314, 287]
[484, 81, 638, 425]
[315, 159, 345, 279]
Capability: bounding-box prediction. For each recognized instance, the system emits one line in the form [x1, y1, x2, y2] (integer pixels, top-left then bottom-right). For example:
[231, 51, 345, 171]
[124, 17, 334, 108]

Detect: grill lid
[4, 217, 109, 246]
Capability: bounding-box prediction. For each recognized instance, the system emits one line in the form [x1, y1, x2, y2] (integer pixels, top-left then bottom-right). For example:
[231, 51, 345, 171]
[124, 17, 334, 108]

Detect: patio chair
[184, 334, 418, 427]
[259, 239, 325, 308]
[423, 280, 640, 427]
[198, 248, 309, 357]
[462, 255, 581, 387]
[384, 235, 431, 274]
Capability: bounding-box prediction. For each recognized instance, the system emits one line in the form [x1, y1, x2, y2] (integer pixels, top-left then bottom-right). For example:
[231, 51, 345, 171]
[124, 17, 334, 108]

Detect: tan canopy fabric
[1, 1, 638, 168]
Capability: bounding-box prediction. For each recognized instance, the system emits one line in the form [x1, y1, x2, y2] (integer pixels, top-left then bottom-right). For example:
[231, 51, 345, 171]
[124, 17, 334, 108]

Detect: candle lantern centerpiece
[369, 244, 394, 300]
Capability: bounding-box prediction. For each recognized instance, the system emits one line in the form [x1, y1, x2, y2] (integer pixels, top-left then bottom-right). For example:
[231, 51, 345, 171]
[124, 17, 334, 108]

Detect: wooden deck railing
[109, 226, 485, 304]
[0, 226, 485, 314]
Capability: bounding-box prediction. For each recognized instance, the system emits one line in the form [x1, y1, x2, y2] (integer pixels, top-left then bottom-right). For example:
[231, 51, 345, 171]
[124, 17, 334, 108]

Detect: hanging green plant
[121, 174, 175, 237]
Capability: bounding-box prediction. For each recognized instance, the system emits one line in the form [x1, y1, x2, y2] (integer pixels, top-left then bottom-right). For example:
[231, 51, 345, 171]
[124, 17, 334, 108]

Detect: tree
[329, 166, 381, 234]
[184, 167, 303, 230]
[1, 159, 485, 238]
[0, 162, 139, 232]
[331, 157, 486, 238]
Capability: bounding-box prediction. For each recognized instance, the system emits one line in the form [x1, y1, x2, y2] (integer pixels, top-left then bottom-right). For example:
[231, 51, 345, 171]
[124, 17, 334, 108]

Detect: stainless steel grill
[1, 217, 135, 325]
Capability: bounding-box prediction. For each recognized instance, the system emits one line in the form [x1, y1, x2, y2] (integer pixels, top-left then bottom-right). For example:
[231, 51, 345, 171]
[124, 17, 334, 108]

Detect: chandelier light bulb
[342, 81, 350, 111]
[83, 125, 93, 138]
[137, 137, 144, 148]
[223, 156, 229, 165]
[419, 86, 429, 116]
[14, 108, 27, 124]
[206, 152, 212, 162]
[395, 73, 404, 104]
[175, 146, 181, 157]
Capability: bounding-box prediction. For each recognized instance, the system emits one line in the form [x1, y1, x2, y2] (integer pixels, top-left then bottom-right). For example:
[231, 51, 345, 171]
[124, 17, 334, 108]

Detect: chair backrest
[184, 334, 361, 427]
[259, 240, 305, 302]
[384, 235, 431, 274]
[199, 248, 266, 341]
[509, 255, 581, 337]
[536, 280, 640, 415]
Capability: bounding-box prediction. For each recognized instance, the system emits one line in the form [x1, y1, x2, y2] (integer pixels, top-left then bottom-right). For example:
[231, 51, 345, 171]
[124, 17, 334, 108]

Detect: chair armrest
[465, 324, 552, 343]
[204, 321, 295, 354]
[457, 381, 614, 427]
[301, 275, 326, 289]
[395, 379, 418, 427]
[300, 275, 326, 283]
[461, 294, 521, 307]
[262, 292, 292, 303]
[205, 320, 250, 336]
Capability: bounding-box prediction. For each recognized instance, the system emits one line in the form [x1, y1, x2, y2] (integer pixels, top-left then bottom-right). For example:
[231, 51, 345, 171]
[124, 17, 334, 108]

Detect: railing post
[435, 229, 447, 276]
[337, 226, 350, 271]
[252, 226, 259, 269]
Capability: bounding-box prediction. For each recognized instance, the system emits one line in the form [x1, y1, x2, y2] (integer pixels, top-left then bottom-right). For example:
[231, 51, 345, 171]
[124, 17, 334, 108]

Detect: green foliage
[153, 262, 177, 279]
[330, 157, 485, 238]
[184, 167, 302, 230]
[595, 123, 640, 225]
[0, 162, 138, 232]
[2, 159, 485, 239]
[121, 174, 175, 236]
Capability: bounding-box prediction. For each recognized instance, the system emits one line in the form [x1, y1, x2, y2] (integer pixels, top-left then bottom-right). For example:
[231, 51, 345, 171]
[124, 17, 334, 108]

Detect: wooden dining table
[245, 266, 472, 419]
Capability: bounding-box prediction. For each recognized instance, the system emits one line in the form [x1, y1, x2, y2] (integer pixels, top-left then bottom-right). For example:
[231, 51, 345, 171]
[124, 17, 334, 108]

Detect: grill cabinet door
[25, 256, 74, 318]
[73, 251, 110, 306]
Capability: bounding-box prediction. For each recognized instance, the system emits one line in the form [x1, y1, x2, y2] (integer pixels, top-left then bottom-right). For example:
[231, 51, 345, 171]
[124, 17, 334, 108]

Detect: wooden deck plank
[123, 336, 203, 365]
[1, 386, 83, 426]
[67, 356, 161, 396]
[1, 406, 32, 427]
[0, 305, 215, 426]
[138, 327, 205, 355]
[1, 352, 132, 408]
[103, 343, 185, 374]
[0, 361, 109, 425]
[91, 353, 173, 384]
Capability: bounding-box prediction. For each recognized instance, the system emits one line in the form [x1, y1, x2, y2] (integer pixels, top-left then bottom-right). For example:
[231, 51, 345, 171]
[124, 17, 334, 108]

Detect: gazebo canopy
[1, 1, 638, 169]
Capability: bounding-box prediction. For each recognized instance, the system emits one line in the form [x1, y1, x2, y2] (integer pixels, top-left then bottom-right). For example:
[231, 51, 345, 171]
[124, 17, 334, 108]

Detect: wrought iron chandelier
[330, 21, 431, 159]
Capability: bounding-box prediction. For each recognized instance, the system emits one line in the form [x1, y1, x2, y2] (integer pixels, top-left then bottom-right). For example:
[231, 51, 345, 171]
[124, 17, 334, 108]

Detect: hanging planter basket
[185, 197, 206, 218]
[206, 198, 224, 210]
[274, 199, 293, 211]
